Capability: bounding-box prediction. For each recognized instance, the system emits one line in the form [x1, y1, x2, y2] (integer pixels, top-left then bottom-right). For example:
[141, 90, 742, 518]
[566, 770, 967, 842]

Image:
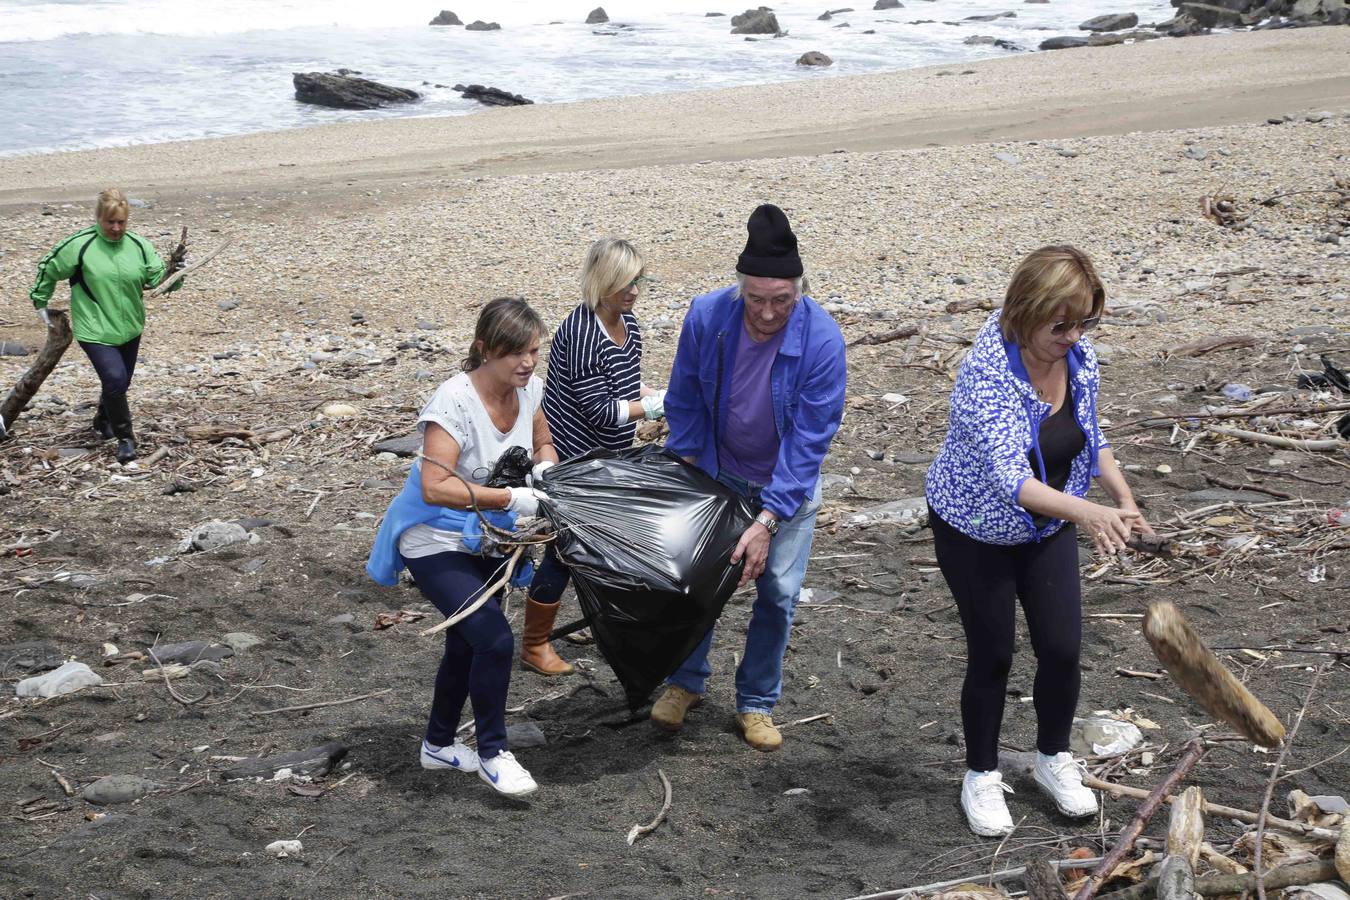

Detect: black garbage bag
[539, 446, 755, 710]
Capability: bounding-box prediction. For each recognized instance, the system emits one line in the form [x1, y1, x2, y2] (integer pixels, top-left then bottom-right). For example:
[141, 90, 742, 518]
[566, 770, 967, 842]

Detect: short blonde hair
[95, 188, 129, 221]
[580, 238, 645, 310]
[1000, 245, 1105, 346]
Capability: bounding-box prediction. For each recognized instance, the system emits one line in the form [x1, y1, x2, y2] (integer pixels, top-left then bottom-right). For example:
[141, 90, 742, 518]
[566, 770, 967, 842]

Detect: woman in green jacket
[29, 188, 181, 463]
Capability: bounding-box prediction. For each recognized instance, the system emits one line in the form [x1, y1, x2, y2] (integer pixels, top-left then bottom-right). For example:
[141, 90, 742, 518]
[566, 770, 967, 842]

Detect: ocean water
[0, 0, 1175, 157]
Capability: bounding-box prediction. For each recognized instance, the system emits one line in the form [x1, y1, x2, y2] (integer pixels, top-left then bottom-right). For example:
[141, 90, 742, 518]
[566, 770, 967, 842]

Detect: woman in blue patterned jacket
[925, 245, 1153, 838]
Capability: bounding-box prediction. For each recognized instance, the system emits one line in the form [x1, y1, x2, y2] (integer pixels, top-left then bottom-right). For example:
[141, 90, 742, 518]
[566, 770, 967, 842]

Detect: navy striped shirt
[542, 304, 643, 461]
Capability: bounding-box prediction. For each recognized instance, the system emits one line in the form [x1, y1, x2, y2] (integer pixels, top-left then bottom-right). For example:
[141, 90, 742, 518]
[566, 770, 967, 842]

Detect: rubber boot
[520, 598, 574, 676]
[104, 393, 137, 464]
[91, 402, 114, 440]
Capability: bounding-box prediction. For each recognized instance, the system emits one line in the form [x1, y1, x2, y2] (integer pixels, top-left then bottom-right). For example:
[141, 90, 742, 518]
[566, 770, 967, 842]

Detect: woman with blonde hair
[925, 245, 1153, 837]
[521, 237, 666, 676]
[28, 188, 183, 463]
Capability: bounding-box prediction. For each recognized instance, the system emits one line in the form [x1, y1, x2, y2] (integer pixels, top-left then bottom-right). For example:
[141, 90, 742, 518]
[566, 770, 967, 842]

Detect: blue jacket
[365, 462, 531, 587]
[925, 311, 1109, 546]
[664, 285, 847, 520]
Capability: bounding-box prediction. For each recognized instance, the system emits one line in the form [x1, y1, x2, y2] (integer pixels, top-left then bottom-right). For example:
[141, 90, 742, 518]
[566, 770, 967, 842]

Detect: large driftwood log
[1156, 787, 1204, 900]
[0, 309, 72, 439]
[1025, 855, 1070, 900]
[847, 325, 920, 347]
[1097, 859, 1337, 900]
[1337, 820, 1350, 883]
[1143, 601, 1286, 747]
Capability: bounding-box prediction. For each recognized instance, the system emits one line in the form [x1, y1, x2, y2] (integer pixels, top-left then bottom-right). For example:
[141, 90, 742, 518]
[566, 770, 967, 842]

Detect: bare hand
[1118, 502, 1156, 538]
[731, 521, 770, 586]
[1074, 501, 1142, 556]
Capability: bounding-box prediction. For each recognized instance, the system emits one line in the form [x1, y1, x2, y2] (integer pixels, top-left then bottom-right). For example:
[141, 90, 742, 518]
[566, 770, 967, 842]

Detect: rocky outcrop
[730, 6, 782, 33]
[1079, 11, 1138, 29]
[1039, 34, 1090, 48]
[819, 6, 856, 19]
[454, 84, 534, 106]
[465, 20, 501, 30]
[1088, 28, 1161, 42]
[1161, 0, 1347, 31]
[586, 7, 609, 23]
[964, 34, 1024, 48]
[428, 9, 462, 25]
[874, 0, 902, 8]
[292, 72, 421, 110]
[797, 50, 834, 65]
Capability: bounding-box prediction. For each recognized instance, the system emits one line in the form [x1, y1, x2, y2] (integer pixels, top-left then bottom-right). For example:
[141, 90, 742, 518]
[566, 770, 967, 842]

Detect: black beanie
[736, 204, 803, 279]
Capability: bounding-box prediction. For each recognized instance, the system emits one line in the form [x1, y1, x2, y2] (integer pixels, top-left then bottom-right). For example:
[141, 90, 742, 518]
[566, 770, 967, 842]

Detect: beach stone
[231, 517, 275, 532]
[428, 9, 462, 25]
[83, 775, 157, 805]
[373, 434, 421, 456]
[730, 7, 781, 33]
[891, 450, 934, 465]
[586, 7, 609, 24]
[0, 641, 62, 676]
[222, 632, 266, 654]
[874, 0, 902, 7]
[455, 84, 533, 106]
[1039, 35, 1089, 49]
[1079, 12, 1138, 30]
[266, 839, 303, 857]
[218, 299, 240, 311]
[183, 520, 252, 552]
[16, 661, 102, 697]
[222, 743, 349, 781]
[0, 341, 29, 356]
[995, 152, 1020, 165]
[820, 474, 854, 495]
[321, 402, 360, 418]
[1179, 2, 1243, 26]
[149, 640, 235, 665]
[965, 10, 1016, 20]
[797, 51, 834, 66]
[506, 721, 548, 748]
[292, 72, 420, 110]
[845, 497, 927, 528]
[465, 20, 501, 30]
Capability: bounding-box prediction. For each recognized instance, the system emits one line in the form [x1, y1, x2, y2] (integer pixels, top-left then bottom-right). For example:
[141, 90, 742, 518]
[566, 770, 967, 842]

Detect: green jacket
[29, 226, 178, 346]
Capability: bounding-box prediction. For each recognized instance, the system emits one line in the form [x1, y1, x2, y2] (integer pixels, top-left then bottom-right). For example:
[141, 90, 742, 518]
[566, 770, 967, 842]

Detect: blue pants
[526, 544, 571, 605]
[79, 337, 140, 401]
[668, 471, 822, 714]
[401, 551, 514, 760]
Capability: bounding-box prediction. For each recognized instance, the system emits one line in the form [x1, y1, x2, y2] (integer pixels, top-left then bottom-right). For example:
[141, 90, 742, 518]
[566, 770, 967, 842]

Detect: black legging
[929, 508, 1082, 772]
[79, 337, 140, 401]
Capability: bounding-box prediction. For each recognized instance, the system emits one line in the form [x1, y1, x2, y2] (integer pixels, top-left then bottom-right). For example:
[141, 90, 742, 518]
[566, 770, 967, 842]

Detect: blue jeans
[668, 471, 821, 714]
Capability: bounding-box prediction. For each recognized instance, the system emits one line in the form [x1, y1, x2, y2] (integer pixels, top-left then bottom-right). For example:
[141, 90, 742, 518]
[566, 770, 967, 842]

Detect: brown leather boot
[520, 598, 574, 676]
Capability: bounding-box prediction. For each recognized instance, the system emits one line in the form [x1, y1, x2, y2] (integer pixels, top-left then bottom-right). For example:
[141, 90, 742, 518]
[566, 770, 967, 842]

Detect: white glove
[528, 460, 555, 486]
[640, 389, 667, 421]
[37, 308, 52, 328]
[507, 486, 549, 518]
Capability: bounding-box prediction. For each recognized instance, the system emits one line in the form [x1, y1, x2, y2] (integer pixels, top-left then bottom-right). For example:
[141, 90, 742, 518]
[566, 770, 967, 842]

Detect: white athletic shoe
[477, 750, 537, 797]
[420, 738, 479, 773]
[1033, 751, 1098, 818]
[961, 770, 1015, 837]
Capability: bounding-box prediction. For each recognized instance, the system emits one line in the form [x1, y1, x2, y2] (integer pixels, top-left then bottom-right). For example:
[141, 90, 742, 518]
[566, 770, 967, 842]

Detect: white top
[398, 372, 544, 559]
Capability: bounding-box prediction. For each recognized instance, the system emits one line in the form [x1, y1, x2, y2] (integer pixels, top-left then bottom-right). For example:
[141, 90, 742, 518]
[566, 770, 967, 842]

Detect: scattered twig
[1207, 425, 1347, 453]
[626, 769, 672, 846]
[843, 856, 1106, 900]
[848, 325, 920, 348]
[420, 547, 524, 637]
[781, 712, 833, 728]
[1097, 859, 1337, 900]
[1203, 474, 1292, 500]
[252, 688, 391, 717]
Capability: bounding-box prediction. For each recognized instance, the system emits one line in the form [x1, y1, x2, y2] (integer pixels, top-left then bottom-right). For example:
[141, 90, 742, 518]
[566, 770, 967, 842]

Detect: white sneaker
[961, 770, 1015, 837]
[420, 738, 479, 773]
[1033, 751, 1098, 818]
[477, 750, 537, 797]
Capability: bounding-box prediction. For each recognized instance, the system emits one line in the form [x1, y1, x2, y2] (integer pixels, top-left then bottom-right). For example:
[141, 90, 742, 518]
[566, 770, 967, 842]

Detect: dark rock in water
[1155, 11, 1208, 34]
[0, 642, 62, 676]
[965, 10, 1016, 19]
[465, 20, 501, 30]
[148, 640, 235, 665]
[1080, 11, 1138, 29]
[875, 0, 903, 7]
[506, 721, 547, 748]
[453, 84, 533, 106]
[84, 775, 158, 805]
[1179, 1, 1244, 25]
[293, 72, 420, 110]
[797, 50, 834, 65]
[221, 743, 349, 781]
[965, 34, 1024, 48]
[0, 341, 29, 356]
[705, 10, 726, 15]
[1088, 28, 1161, 43]
[1039, 34, 1089, 48]
[586, 6, 609, 23]
[374, 434, 422, 457]
[428, 9, 462, 25]
[731, 6, 782, 33]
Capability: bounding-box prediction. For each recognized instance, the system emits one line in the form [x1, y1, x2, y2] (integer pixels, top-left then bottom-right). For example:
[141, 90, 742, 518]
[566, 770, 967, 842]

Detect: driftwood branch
[844, 857, 1106, 900]
[1166, 335, 1257, 358]
[1143, 601, 1286, 747]
[0, 308, 73, 438]
[144, 232, 233, 297]
[626, 768, 673, 846]
[1156, 786, 1204, 900]
[252, 688, 391, 717]
[848, 325, 920, 348]
[419, 547, 524, 637]
[1098, 860, 1337, 900]
[1207, 425, 1347, 453]
[1072, 738, 1205, 900]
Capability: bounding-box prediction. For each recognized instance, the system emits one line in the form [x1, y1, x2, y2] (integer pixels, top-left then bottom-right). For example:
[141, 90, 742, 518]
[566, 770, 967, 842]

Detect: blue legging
[402, 551, 515, 760]
[79, 337, 140, 401]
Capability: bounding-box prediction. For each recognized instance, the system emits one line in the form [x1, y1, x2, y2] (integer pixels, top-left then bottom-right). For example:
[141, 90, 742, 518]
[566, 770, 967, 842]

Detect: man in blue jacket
[651, 204, 847, 752]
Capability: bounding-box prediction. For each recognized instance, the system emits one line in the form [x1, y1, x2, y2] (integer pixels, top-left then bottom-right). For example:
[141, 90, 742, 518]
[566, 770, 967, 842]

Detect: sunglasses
[1050, 316, 1100, 336]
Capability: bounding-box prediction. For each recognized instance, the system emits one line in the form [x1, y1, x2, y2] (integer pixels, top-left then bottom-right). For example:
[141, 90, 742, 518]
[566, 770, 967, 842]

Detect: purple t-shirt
[719, 320, 786, 484]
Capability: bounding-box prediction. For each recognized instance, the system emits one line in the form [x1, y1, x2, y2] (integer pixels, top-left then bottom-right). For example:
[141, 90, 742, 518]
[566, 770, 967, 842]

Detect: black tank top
[1029, 371, 1085, 528]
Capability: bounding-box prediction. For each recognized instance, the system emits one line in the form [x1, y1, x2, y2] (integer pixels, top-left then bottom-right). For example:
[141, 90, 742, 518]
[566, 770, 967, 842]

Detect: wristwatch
[754, 511, 780, 536]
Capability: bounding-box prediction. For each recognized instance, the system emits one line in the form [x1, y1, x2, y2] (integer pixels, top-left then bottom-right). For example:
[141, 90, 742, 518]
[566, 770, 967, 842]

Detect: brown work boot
[736, 712, 783, 752]
[649, 685, 703, 732]
[520, 598, 574, 676]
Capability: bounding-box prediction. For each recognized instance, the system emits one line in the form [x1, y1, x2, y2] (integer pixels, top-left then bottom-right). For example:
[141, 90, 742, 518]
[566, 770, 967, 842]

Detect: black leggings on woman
[929, 509, 1082, 772]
